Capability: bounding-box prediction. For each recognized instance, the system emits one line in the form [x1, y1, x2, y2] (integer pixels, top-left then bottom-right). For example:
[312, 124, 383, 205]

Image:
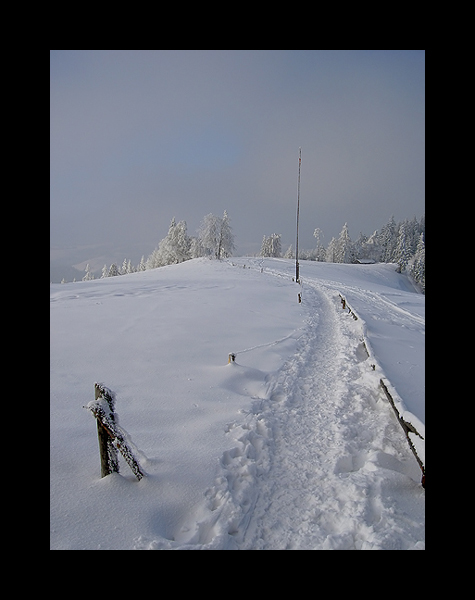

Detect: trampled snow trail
[177, 278, 424, 550]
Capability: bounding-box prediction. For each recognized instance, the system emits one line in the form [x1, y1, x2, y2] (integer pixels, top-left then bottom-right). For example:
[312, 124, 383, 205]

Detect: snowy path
[157, 276, 425, 550]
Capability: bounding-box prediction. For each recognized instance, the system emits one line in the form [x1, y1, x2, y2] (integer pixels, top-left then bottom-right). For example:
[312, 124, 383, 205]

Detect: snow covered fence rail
[379, 379, 425, 488]
[339, 293, 358, 321]
[338, 293, 425, 488]
[85, 383, 145, 481]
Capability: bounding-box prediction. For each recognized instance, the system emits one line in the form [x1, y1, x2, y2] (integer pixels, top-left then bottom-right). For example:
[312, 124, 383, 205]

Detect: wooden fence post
[86, 383, 145, 481]
[94, 384, 119, 478]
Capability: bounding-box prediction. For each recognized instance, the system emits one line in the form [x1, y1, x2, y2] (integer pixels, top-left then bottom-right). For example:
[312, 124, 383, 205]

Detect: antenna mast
[295, 147, 301, 283]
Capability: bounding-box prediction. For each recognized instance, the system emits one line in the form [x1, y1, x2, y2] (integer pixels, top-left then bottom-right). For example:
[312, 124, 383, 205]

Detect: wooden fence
[339, 293, 425, 488]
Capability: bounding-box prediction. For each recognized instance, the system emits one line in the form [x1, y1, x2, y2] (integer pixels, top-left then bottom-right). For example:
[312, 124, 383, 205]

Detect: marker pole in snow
[295, 147, 301, 283]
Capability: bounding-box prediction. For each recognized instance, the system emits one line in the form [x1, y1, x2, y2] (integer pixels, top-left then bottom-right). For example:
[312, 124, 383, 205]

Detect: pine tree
[270, 233, 281, 257]
[101, 264, 108, 278]
[146, 218, 191, 269]
[394, 221, 412, 272]
[217, 210, 235, 259]
[260, 234, 281, 257]
[409, 232, 425, 293]
[260, 235, 269, 257]
[198, 214, 219, 258]
[326, 237, 337, 263]
[284, 244, 294, 259]
[336, 223, 354, 263]
[173, 220, 191, 262]
[313, 228, 326, 261]
[82, 263, 95, 281]
[379, 216, 397, 263]
[108, 263, 119, 277]
[364, 231, 381, 262]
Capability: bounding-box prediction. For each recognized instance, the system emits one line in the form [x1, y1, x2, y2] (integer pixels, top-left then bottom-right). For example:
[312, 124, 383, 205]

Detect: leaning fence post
[94, 383, 119, 478]
[86, 383, 145, 480]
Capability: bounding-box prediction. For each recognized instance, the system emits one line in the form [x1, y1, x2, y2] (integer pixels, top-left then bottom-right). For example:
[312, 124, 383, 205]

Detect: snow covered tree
[189, 236, 204, 259]
[409, 232, 425, 293]
[217, 210, 235, 259]
[82, 263, 95, 281]
[172, 220, 191, 263]
[379, 215, 397, 263]
[364, 231, 382, 262]
[260, 233, 282, 257]
[198, 211, 235, 259]
[198, 214, 220, 258]
[394, 221, 412, 272]
[138, 256, 146, 272]
[284, 244, 294, 259]
[335, 223, 354, 263]
[101, 264, 108, 278]
[146, 218, 191, 269]
[325, 237, 337, 263]
[108, 263, 120, 277]
[313, 228, 326, 262]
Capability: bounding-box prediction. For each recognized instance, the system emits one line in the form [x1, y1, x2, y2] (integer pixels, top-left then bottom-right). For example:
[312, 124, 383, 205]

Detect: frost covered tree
[82, 263, 95, 281]
[260, 233, 282, 257]
[379, 215, 397, 263]
[198, 214, 220, 258]
[409, 233, 425, 293]
[138, 256, 146, 272]
[101, 264, 108, 278]
[325, 237, 337, 263]
[335, 223, 354, 263]
[189, 236, 204, 259]
[364, 231, 382, 262]
[108, 263, 120, 277]
[313, 228, 326, 262]
[146, 218, 191, 268]
[394, 221, 412, 273]
[284, 244, 294, 259]
[172, 220, 191, 263]
[198, 211, 235, 259]
[217, 210, 235, 259]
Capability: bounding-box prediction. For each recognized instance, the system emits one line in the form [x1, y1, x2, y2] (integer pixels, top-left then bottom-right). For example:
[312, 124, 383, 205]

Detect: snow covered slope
[50, 258, 424, 550]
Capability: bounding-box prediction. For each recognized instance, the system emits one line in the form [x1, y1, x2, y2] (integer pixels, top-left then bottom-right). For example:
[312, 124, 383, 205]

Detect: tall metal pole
[295, 147, 301, 283]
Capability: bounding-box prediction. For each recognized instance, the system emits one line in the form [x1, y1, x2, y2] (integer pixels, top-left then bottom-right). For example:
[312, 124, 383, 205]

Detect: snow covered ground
[50, 258, 424, 550]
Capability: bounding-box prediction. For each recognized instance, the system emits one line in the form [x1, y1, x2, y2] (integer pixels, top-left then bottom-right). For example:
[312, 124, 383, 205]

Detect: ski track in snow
[136, 266, 424, 550]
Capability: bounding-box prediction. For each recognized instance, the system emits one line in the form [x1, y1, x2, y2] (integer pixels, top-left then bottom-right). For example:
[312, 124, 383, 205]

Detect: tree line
[260, 215, 425, 292]
[74, 212, 425, 293]
[76, 211, 235, 283]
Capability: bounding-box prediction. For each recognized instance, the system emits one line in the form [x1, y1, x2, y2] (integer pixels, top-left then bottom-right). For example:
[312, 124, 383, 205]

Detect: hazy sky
[50, 50, 424, 265]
